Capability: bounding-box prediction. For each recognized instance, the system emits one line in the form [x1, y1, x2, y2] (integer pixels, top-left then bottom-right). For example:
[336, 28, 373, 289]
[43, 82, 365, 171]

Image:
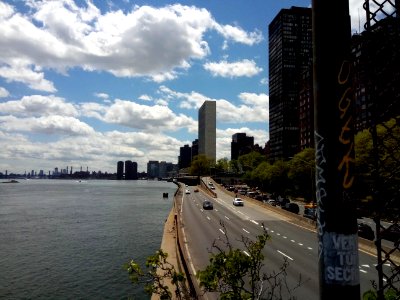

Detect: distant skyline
[0, 0, 371, 172]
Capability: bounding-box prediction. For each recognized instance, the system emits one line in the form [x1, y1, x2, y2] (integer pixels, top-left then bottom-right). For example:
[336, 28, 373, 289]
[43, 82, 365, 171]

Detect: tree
[287, 148, 315, 202]
[196, 222, 305, 299]
[216, 157, 231, 174]
[124, 249, 190, 299]
[189, 154, 214, 176]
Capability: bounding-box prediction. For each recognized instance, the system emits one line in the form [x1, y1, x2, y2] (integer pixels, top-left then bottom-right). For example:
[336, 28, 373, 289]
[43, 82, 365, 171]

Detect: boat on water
[1, 179, 19, 183]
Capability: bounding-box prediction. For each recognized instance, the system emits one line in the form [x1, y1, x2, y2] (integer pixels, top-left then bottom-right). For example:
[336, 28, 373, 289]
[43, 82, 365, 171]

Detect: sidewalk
[151, 207, 179, 300]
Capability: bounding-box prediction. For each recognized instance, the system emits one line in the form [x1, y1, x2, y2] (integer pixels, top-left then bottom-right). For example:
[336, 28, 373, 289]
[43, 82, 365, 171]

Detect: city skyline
[0, 0, 370, 173]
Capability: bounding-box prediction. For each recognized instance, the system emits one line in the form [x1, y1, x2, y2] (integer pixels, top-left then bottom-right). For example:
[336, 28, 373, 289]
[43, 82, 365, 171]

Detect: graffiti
[337, 60, 355, 189]
[338, 142, 355, 189]
[315, 131, 327, 261]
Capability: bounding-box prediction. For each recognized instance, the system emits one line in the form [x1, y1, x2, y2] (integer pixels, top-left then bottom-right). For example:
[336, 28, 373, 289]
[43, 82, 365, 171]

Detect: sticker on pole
[323, 232, 360, 285]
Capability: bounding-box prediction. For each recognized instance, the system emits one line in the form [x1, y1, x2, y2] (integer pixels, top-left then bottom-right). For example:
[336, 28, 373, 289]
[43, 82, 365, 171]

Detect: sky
[0, 0, 369, 174]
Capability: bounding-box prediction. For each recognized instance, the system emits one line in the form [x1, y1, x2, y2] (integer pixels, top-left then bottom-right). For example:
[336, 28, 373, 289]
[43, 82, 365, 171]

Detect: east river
[0, 179, 178, 299]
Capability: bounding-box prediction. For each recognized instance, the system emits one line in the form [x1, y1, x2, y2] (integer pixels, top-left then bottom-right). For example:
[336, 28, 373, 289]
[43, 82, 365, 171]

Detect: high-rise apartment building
[231, 133, 254, 160]
[352, 16, 400, 131]
[268, 6, 312, 161]
[117, 161, 124, 180]
[178, 144, 192, 169]
[198, 100, 216, 163]
[147, 160, 159, 179]
[125, 160, 138, 180]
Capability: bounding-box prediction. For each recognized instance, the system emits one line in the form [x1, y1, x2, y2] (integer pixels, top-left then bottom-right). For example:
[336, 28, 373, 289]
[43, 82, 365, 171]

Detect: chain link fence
[361, 1, 400, 298]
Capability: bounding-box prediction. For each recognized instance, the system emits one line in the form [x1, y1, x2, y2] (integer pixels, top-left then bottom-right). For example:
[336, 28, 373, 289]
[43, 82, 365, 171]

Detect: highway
[178, 178, 393, 300]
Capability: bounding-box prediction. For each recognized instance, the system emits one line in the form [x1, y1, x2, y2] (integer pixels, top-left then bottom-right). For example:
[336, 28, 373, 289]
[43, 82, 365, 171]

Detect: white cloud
[94, 93, 109, 100]
[0, 87, 9, 97]
[0, 95, 78, 117]
[0, 115, 95, 136]
[214, 24, 263, 45]
[0, 1, 262, 88]
[138, 94, 152, 101]
[81, 99, 198, 133]
[204, 59, 262, 78]
[0, 64, 57, 92]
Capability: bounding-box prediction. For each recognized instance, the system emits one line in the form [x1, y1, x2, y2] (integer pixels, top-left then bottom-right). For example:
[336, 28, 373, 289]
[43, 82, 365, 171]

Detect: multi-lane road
[178, 178, 394, 300]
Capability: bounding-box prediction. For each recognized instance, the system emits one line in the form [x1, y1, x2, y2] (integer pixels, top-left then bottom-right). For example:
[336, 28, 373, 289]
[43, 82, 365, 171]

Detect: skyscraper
[268, 6, 312, 161]
[231, 133, 254, 160]
[198, 100, 216, 163]
[117, 161, 124, 180]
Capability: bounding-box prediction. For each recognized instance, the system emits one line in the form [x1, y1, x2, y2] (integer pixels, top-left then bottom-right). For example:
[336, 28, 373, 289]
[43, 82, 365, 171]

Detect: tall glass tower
[268, 6, 312, 161]
[198, 100, 216, 163]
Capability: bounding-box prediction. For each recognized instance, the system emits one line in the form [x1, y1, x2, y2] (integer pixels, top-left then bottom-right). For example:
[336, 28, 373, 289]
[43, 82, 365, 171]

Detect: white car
[185, 189, 190, 194]
[233, 197, 244, 206]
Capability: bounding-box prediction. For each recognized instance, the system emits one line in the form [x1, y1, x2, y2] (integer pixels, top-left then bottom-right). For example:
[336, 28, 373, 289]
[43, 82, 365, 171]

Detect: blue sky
[0, 0, 367, 173]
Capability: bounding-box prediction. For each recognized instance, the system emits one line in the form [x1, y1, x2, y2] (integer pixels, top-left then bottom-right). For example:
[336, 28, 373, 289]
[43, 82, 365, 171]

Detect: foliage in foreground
[362, 288, 400, 300]
[124, 249, 188, 299]
[196, 222, 306, 299]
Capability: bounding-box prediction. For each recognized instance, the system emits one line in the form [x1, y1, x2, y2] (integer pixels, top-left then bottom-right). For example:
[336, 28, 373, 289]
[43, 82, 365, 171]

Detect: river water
[0, 179, 178, 299]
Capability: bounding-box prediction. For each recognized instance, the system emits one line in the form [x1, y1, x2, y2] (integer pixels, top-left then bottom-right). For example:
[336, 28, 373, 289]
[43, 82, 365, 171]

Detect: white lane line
[219, 228, 225, 235]
[206, 216, 210, 220]
[298, 243, 303, 246]
[243, 250, 250, 257]
[290, 239, 295, 243]
[361, 264, 370, 268]
[283, 236, 287, 239]
[243, 228, 250, 234]
[307, 247, 313, 250]
[277, 250, 294, 261]
[276, 233, 281, 236]
[359, 269, 367, 274]
[250, 220, 259, 225]
[225, 216, 230, 220]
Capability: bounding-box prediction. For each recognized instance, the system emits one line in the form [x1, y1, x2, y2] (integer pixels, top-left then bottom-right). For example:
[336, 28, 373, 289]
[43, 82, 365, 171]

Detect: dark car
[278, 198, 290, 207]
[380, 223, 400, 244]
[303, 207, 317, 220]
[358, 223, 375, 241]
[202, 200, 213, 210]
[283, 202, 300, 214]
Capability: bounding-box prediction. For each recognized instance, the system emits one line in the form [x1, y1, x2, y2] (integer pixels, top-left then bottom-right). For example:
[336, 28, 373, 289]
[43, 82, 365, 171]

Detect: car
[358, 223, 375, 241]
[266, 199, 277, 206]
[185, 189, 190, 194]
[303, 207, 317, 220]
[380, 223, 400, 244]
[194, 188, 199, 193]
[202, 200, 213, 210]
[210, 186, 215, 190]
[233, 197, 244, 206]
[283, 202, 300, 214]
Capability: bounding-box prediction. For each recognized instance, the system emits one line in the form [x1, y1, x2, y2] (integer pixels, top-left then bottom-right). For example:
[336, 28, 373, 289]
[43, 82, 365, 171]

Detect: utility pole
[312, 1, 360, 299]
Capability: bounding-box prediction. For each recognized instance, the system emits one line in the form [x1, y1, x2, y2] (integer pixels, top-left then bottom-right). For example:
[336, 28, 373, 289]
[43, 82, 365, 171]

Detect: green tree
[124, 249, 189, 299]
[189, 154, 214, 176]
[287, 148, 315, 202]
[268, 160, 290, 197]
[196, 223, 304, 299]
[216, 157, 230, 174]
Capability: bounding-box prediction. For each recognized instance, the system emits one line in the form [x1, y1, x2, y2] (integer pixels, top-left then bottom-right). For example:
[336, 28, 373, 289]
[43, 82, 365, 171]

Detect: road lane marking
[243, 250, 250, 257]
[277, 250, 294, 261]
[225, 216, 230, 220]
[206, 216, 210, 220]
[298, 243, 303, 246]
[243, 228, 250, 234]
[250, 220, 258, 225]
[359, 269, 367, 273]
[290, 239, 295, 243]
[219, 228, 225, 235]
[307, 247, 313, 250]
